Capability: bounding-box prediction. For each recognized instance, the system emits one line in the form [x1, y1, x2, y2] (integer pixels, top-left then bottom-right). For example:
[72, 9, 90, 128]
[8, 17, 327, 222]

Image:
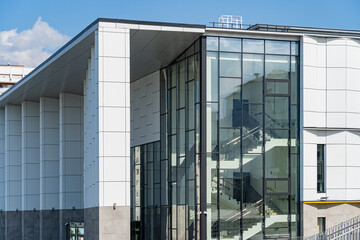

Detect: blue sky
[1, 0, 360, 67]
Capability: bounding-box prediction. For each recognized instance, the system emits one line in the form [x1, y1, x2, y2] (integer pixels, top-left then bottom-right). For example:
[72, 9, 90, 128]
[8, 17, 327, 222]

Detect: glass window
[265, 40, 290, 55]
[219, 77, 241, 127]
[220, 52, 241, 78]
[265, 140, 289, 178]
[265, 97, 289, 129]
[187, 55, 195, 81]
[169, 65, 177, 88]
[187, 81, 195, 130]
[243, 54, 264, 103]
[206, 52, 219, 101]
[265, 55, 290, 80]
[207, 37, 218, 51]
[219, 128, 240, 162]
[291, 42, 299, 56]
[291, 56, 299, 104]
[243, 39, 264, 53]
[317, 144, 325, 193]
[266, 81, 289, 95]
[178, 60, 186, 109]
[318, 217, 326, 234]
[266, 179, 289, 194]
[206, 103, 218, 153]
[220, 37, 241, 52]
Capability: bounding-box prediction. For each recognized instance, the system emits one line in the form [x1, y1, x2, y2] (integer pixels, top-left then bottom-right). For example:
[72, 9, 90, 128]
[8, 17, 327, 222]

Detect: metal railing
[306, 215, 360, 240]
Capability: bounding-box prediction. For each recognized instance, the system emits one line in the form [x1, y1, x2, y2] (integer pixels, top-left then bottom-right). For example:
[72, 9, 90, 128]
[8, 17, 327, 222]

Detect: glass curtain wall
[206, 37, 300, 240]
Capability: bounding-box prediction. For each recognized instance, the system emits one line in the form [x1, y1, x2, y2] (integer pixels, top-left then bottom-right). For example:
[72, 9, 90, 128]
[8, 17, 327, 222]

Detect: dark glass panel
[188, 55, 195, 81]
[219, 77, 241, 128]
[187, 81, 195, 130]
[168, 88, 177, 135]
[243, 54, 264, 103]
[243, 39, 264, 53]
[265, 40, 290, 55]
[169, 64, 177, 88]
[177, 108, 185, 157]
[220, 37, 241, 52]
[178, 60, 186, 109]
[220, 52, 241, 78]
[265, 55, 290, 80]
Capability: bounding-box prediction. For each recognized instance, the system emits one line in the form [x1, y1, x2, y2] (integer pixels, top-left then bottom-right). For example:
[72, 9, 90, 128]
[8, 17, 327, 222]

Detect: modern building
[0, 64, 32, 94]
[0, 18, 359, 240]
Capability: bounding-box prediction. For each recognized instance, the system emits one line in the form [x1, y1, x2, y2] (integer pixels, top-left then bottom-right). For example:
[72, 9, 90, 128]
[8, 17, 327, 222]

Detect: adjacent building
[0, 64, 32, 94]
[0, 18, 359, 239]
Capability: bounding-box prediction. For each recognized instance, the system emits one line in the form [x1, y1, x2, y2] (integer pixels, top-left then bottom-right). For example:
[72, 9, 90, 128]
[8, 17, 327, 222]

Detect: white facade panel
[5, 105, 22, 211]
[40, 97, 59, 210]
[0, 110, 4, 211]
[59, 93, 84, 210]
[21, 101, 40, 210]
[130, 71, 160, 147]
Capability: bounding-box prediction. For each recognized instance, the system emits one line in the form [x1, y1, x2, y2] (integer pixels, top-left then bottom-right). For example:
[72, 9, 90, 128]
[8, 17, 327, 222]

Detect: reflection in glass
[207, 52, 219, 101]
[220, 37, 241, 52]
[265, 40, 290, 55]
[265, 55, 290, 80]
[291, 56, 299, 104]
[243, 39, 264, 53]
[265, 97, 289, 129]
[243, 54, 264, 104]
[178, 60, 186, 109]
[219, 128, 241, 163]
[291, 42, 299, 56]
[266, 81, 289, 95]
[219, 78, 241, 128]
[207, 103, 218, 153]
[220, 52, 241, 77]
[207, 37, 218, 51]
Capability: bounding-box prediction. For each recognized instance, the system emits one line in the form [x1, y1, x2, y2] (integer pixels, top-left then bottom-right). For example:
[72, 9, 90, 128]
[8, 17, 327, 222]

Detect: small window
[318, 217, 326, 233]
[317, 144, 325, 193]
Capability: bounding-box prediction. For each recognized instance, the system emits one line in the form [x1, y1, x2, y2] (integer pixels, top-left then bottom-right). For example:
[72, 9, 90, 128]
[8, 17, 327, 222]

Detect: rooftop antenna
[218, 15, 243, 29]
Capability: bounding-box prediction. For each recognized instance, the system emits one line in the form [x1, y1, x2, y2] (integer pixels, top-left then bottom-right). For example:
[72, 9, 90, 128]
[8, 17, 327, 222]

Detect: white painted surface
[59, 93, 84, 209]
[21, 101, 40, 210]
[130, 70, 160, 147]
[40, 97, 59, 210]
[5, 105, 22, 211]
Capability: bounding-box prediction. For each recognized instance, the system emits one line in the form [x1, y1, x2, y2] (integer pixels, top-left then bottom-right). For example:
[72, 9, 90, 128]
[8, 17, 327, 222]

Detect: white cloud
[0, 17, 70, 68]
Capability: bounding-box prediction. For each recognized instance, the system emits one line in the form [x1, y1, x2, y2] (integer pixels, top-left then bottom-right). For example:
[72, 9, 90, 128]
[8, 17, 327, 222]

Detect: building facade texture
[0, 19, 359, 239]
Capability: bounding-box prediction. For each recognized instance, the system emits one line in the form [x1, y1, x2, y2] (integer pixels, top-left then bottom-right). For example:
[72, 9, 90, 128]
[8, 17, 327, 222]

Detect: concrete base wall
[303, 203, 360, 237]
[0, 211, 4, 240]
[5, 211, 22, 239]
[85, 206, 130, 240]
[22, 211, 40, 240]
[40, 209, 59, 240]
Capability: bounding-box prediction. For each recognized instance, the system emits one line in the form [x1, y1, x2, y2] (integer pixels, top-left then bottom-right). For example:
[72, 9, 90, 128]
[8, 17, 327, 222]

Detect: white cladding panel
[130, 70, 160, 147]
[302, 36, 360, 201]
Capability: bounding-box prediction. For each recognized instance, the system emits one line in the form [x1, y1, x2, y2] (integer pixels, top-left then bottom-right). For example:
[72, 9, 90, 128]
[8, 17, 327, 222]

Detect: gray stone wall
[0, 211, 5, 240]
[22, 211, 40, 240]
[40, 209, 59, 240]
[59, 209, 84, 240]
[5, 211, 22, 239]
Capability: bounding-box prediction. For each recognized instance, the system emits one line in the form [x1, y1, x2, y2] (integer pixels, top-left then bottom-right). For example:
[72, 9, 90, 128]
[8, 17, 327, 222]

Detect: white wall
[40, 97, 59, 210]
[5, 105, 22, 211]
[84, 24, 131, 208]
[130, 70, 160, 147]
[302, 36, 360, 201]
[59, 93, 84, 209]
[21, 101, 40, 211]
